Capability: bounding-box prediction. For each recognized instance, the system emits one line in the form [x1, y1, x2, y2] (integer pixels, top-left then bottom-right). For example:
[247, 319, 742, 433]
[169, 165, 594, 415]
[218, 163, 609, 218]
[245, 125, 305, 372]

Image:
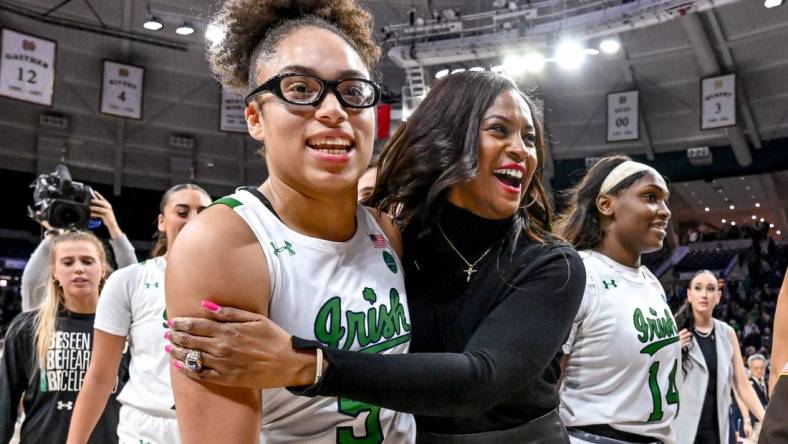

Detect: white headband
[598, 160, 659, 196]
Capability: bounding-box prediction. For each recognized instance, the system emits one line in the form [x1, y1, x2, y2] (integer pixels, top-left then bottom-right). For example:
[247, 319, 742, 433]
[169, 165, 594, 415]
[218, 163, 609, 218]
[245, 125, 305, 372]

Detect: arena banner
[701, 73, 736, 130]
[606, 90, 639, 142]
[219, 85, 248, 133]
[376, 103, 391, 140]
[0, 28, 57, 106]
[100, 60, 144, 119]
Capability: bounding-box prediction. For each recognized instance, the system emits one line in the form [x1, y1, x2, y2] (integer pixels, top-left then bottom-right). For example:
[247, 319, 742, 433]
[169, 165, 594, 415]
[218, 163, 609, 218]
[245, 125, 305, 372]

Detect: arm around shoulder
[166, 205, 269, 444]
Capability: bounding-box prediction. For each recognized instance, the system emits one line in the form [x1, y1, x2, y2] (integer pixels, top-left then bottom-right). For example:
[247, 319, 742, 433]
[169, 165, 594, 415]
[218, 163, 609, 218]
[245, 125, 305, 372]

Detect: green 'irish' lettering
[314, 288, 410, 352]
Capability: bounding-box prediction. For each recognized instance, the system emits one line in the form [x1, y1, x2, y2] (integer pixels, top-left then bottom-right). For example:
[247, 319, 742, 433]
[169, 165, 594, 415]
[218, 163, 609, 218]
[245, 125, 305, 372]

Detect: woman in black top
[0, 230, 124, 444]
[166, 71, 585, 442]
[672, 270, 765, 443]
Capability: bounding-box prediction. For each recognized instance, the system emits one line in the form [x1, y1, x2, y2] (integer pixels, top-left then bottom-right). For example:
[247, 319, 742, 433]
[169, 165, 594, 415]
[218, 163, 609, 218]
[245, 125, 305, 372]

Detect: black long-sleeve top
[0, 310, 126, 444]
[304, 203, 585, 436]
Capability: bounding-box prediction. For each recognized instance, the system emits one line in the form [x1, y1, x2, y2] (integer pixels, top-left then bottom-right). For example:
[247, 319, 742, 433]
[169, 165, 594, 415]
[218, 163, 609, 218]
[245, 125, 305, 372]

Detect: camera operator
[21, 190, 137, 312]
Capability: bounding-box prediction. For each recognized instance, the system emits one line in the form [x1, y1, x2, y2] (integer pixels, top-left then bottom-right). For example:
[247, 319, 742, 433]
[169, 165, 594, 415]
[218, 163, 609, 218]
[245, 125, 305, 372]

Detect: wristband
[315, 348, 324, 385]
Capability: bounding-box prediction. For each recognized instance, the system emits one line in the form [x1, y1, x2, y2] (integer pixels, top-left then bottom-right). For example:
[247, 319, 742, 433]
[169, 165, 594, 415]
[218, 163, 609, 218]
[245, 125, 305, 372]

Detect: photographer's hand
[90, 191, 123, 239]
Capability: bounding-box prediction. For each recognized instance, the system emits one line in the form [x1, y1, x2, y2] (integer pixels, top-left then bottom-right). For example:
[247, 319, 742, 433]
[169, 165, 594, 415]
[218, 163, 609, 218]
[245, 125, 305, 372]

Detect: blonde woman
[0, 231, 120, 444]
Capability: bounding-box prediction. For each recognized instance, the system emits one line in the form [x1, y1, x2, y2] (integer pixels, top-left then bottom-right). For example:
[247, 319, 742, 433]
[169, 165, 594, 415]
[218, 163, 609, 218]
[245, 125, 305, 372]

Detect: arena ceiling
[0, 0, 786, 234]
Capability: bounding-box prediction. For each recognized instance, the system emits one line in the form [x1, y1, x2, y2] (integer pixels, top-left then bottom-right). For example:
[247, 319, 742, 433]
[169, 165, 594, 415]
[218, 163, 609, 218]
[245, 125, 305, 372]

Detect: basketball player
[557, 155, 679, 443]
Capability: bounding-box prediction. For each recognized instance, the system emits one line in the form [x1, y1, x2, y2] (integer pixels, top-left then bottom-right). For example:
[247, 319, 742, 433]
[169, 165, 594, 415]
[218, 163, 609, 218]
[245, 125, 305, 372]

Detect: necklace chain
[694, 326, 714, 338]
[438, 223, 495, 283]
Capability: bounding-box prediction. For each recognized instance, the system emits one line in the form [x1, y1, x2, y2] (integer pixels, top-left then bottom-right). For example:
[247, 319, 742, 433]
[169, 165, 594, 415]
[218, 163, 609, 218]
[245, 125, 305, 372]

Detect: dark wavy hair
[674, 269, 717, 374]
[367, 71, 555, 244]
[555, 154, 655, 250]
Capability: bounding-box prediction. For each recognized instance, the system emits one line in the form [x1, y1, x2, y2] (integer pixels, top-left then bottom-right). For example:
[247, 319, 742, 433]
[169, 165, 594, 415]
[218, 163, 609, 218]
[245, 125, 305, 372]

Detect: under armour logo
[144, 282, 160, 289]
[57, 401, 73, 410]
[603, 279, 618, 289]
[271, 241, 295, 256]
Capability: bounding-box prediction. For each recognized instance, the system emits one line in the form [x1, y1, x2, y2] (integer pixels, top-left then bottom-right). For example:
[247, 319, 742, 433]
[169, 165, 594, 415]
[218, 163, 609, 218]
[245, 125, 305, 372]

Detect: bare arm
[67, 331, 125, 444]
[729, 328, 765, 422]
[732, 388, 752, 437]
[166, 205, 271, 444]
[769, 269, 788, 394]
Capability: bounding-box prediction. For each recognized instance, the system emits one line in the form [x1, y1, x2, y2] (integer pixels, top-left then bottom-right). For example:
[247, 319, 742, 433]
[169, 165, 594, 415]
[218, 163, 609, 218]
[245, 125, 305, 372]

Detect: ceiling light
[760, 218, 765, 222]
[205, 23, 225, 46]
[0, 279, 6, 287]
[176, 22, 195, 35]
[469, 66, 485, 72]
[555, 41, 586, 70]
[752, 215, 757, 220]
[523, 52, 546, 73]
[599, 39, 621, 54]
[435, 69, 450, 79]
[778, 230, 782, 235]
[143, 16, 163, 31]
[583, 48, 600, 56]
[722, 219, 727, 224]
[731, 221, 736, 226]
[770, 223, 775, 228]
[729, 204, 735, 210]
[450, 68, 466, 74]
[704, 207, 710, 212]
[755, 202, 761, 207]
[502, 55, 527, 76]
[490, 65, 505, 74]
[764, 0, 784, 8]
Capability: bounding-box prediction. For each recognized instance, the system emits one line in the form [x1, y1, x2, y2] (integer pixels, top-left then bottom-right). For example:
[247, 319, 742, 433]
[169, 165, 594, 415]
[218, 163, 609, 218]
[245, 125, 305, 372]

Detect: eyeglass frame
[243, 73, 382, 109]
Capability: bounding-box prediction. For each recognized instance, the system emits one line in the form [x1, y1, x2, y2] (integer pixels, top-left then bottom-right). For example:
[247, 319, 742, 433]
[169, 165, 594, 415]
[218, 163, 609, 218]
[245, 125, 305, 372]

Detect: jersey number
[646, 359, 679, 422]
[337, 397, 384, 444]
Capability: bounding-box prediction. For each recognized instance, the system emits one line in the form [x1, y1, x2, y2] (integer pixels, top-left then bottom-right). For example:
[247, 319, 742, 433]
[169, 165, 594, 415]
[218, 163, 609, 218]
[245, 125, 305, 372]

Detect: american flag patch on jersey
[369, 234, 387, 248]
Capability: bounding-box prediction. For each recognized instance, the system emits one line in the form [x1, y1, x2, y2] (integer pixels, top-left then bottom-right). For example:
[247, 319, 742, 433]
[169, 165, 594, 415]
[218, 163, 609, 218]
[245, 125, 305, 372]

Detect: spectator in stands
[748, 354, 769, 409]
[0, 230, 124, 444]
[21, 191, 137, 312]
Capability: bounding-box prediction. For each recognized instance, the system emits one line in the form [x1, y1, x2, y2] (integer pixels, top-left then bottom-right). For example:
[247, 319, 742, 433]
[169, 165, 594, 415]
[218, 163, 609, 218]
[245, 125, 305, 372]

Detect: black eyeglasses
[244, 73, 381, 109]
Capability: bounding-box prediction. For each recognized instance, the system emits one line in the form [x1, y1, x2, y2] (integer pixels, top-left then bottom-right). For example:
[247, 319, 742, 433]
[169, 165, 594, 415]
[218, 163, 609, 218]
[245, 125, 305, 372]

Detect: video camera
[30, 165, 93, 229]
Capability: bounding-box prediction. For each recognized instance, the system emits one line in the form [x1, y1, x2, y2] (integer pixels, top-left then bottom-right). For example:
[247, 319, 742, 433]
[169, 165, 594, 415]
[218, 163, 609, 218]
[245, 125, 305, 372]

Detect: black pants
[417, 409, 568, 444]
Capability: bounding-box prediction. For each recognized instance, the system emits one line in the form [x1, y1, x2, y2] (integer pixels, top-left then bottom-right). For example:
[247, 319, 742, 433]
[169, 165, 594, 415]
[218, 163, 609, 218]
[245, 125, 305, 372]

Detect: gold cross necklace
[438, 222, 495, 283]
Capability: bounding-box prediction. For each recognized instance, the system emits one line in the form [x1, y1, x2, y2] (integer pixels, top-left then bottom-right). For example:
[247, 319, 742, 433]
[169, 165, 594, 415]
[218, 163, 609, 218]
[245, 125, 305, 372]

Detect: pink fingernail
[167, 319, 174, 327]
[201, 300, 221, 313]
[173, 360, 182, 369]
[164, 331, 171, 340]
[165, 345, 172, 353]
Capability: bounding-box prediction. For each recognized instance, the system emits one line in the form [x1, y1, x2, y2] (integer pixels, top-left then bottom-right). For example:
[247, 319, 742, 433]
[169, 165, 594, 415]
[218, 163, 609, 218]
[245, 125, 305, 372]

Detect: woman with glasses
[166, 24, 585, 442]
[164, 0, 415, 443]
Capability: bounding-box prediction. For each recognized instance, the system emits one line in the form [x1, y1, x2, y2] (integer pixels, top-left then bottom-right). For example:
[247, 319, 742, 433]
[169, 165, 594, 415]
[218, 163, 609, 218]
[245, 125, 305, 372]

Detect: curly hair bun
[208, 0, 380, 93]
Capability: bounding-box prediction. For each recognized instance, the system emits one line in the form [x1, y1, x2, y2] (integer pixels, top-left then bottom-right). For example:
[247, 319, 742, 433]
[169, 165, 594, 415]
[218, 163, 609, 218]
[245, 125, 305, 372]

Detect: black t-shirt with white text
[0, 309, 127, 444]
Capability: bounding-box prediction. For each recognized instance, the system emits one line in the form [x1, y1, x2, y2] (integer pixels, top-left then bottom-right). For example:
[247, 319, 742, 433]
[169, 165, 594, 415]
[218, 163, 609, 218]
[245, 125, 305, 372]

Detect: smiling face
[245, 26, 375, 197]
[600, 171, 671, 255]
[52, 240, 104, 299]
[687, 271, 721, 317]
[447, 89, 538, 220]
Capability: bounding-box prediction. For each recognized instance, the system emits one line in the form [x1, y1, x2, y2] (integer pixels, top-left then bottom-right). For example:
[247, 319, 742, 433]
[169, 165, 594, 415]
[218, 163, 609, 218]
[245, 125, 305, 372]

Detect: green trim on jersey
[211, 197, 243, 209]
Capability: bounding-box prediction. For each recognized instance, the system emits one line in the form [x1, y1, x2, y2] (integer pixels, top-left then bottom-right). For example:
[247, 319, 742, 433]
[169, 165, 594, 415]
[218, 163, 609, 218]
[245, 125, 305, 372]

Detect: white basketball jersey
[215, 188, 416, 444]
[95, 256, 176, 417]
[560, 250, 680, 442]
